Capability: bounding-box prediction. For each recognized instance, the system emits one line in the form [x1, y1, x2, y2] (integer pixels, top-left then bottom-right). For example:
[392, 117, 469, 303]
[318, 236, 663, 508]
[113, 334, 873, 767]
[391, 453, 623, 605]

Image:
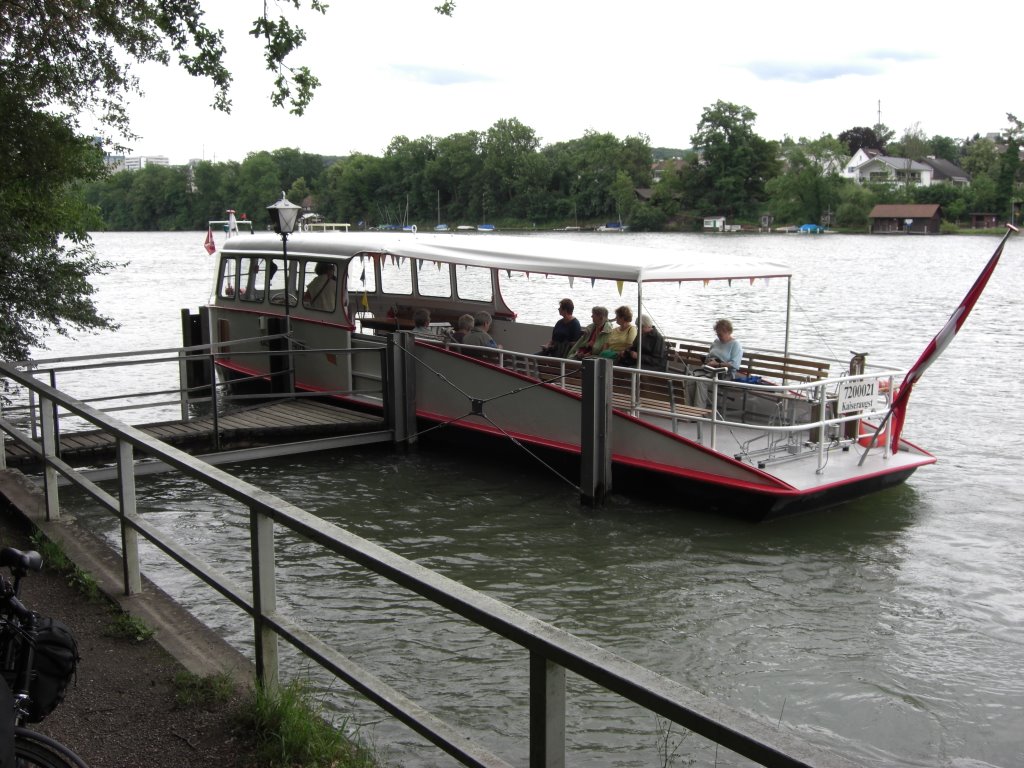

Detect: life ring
[858, 420, 888, 448]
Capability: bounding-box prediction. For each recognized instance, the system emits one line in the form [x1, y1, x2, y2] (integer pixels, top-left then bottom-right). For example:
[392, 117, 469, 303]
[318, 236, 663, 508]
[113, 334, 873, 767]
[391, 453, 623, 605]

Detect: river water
[24, 231, 1024, 767]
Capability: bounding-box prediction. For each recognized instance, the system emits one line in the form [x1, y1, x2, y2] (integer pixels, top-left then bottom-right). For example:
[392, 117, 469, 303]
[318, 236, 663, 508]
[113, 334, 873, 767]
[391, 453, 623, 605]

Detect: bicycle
[1, 546, 89, 768]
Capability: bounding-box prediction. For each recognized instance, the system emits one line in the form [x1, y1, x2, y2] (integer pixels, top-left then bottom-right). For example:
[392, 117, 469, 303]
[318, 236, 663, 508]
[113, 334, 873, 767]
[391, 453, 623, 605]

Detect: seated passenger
[567, 306, 614, 359]
[539, 298, 582, 357]
[603, 305, 637, 359]
[304, 261, 337, 311]
[462, 311, 499, 349]
[451, 313, 475, 343]
[411, 307, 433, 336]
[705, 318, 742, 378]
[620, 314, 667, 370]
[690, 318, 743, 407]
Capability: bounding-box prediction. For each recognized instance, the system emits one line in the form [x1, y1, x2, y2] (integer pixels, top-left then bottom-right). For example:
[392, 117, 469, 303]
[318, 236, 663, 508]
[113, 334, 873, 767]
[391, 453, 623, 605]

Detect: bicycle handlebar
[0, 547, 44, 575]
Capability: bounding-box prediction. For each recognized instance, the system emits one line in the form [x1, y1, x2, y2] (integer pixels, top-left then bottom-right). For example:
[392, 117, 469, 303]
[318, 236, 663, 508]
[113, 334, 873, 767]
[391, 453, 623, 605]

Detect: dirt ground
[1, 510, 260, 768]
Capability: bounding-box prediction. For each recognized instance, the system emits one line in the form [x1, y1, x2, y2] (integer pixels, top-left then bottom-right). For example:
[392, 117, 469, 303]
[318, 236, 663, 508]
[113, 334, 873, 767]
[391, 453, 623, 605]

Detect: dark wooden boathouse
[867, 203, 942, 234]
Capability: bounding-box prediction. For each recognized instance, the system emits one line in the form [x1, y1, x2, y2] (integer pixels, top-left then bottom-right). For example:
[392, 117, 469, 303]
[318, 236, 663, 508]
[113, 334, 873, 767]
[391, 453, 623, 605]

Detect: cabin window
[379, 254, 413, 295]
[415, 260, 452, 298]
[302, 260, 338, 312]
[239, 257, 270, 302]
[347, 256, 376, 294]
[268, 258, 297, 306]
[219, 258, 238, 299]
[454, 265, 492, 302]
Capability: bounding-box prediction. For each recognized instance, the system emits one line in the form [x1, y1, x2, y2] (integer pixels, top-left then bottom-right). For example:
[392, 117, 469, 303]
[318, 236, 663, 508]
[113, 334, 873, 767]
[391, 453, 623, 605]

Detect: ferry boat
[201, 231, 954, 518]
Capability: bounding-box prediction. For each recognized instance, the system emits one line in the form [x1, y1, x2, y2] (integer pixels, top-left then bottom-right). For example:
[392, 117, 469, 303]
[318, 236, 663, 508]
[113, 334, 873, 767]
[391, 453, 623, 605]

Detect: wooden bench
[665, 340, 830, 384]
[527, 357, 711, 421]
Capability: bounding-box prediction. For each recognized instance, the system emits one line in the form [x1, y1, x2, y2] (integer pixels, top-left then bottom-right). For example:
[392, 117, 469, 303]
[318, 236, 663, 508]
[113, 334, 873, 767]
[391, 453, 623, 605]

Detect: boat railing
[0, 359, 860, 768]
[4, 337, 389, 438]
[440, 342, 899, 467]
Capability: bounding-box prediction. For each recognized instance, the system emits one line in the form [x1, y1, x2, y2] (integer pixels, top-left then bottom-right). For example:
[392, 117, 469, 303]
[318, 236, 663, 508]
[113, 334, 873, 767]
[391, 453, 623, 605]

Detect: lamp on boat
[267, 192, 301, 394]
[267, 192, 301, 236]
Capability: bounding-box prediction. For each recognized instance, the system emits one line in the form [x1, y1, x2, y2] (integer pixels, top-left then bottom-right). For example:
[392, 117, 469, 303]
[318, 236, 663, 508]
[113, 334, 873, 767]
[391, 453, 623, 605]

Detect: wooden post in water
[580, 357, 612, 506]
[179, 308, 212, 410]
[267, 317, 290, 395]
[386, 332, 417, 447]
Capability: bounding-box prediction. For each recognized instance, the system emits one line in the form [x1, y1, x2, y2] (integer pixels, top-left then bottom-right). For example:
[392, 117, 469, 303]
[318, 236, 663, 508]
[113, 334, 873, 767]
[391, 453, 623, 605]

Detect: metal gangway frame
[0, 357, 859, 768]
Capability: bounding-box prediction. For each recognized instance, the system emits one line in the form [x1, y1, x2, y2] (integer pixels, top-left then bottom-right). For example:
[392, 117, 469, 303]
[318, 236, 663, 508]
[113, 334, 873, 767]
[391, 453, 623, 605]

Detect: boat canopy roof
[221, 232, 791, 284]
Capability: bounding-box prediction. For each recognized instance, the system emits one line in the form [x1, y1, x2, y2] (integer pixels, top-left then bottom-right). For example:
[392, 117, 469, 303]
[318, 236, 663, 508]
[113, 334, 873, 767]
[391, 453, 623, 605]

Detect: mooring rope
[395, 344, 582, 492]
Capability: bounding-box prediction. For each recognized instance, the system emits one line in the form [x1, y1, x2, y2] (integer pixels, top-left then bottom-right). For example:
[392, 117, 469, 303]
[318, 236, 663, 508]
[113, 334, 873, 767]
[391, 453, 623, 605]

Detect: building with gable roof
[845, 154, 934, 186]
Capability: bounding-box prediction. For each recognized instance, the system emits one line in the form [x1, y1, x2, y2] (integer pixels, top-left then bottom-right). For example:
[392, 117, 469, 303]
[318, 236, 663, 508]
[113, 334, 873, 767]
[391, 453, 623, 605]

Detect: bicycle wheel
[13, 728, 89, 768]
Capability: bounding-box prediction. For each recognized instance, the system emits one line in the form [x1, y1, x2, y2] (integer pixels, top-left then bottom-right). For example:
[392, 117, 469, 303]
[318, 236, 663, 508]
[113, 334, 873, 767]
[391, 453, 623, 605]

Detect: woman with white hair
[690, 318, 743, 407]
[705, 318, 742, 378]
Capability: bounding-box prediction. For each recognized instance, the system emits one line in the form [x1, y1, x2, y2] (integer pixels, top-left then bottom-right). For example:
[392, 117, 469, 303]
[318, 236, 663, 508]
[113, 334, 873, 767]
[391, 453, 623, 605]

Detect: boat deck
[640, 411, 928, 493]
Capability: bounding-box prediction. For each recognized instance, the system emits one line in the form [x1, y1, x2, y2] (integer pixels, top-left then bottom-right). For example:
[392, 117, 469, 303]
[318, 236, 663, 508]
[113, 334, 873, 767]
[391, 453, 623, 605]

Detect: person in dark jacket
[620, 314, 667, 370]
[539, 297, 582, 356]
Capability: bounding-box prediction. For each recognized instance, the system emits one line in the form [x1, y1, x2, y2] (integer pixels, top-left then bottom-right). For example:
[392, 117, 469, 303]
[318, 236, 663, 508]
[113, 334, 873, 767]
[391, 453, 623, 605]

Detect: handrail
[0, 359, 859, 768]
[443, 343, 896, 463]
[2, 342, 389, 432]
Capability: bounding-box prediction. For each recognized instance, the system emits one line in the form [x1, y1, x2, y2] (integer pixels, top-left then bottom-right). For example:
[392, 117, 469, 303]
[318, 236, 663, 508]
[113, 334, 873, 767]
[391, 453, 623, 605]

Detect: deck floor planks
[4, 400, 385, 469]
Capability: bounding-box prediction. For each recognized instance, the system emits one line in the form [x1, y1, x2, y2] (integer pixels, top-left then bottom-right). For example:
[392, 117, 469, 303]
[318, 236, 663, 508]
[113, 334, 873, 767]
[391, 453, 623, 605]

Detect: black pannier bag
[26, 616, 80, 723]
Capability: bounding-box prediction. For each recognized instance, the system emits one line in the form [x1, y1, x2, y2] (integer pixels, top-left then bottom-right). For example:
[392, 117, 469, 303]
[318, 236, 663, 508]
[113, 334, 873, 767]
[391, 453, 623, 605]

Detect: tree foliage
[81, 108, 1022, 237]
[84, 123, 655, 230]
[2, 1, 425, 360]
[837, 126, 885, 156]
[686, 101, 779, 218]
[767, 135, 847, 225]
[0, 92, 113, 359]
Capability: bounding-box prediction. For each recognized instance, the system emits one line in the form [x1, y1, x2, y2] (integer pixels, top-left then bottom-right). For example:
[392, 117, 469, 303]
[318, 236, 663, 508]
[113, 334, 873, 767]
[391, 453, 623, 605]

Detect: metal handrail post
[816, 382, 829, 473]
[529, 652, 566, 768]
[116, 438, 142, 595]
[47, 369, 61, 460]
[209, 351, 221, 452]
[27, 361, 39, 440]
[709, 374, 720, 450]
[0, 397, 5, 471]
[38, 393, 60, 521]
[250, 504, 279, 688]
[177, 347, 189, 422]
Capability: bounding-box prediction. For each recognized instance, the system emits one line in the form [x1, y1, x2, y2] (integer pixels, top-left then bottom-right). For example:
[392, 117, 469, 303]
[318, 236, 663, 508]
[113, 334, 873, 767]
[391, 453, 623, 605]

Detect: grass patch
[238, 678, 381, 768]
[173, 670, 237, 709]
[29, 532, 73, 572]
[106, 611, 155, 643]
[30, 531, 102, 601]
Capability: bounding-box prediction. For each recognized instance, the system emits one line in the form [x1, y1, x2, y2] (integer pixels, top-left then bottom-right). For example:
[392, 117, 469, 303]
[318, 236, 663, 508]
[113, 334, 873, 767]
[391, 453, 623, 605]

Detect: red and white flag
[888, 225, 1016, 452]
[203, 227, 216, 255]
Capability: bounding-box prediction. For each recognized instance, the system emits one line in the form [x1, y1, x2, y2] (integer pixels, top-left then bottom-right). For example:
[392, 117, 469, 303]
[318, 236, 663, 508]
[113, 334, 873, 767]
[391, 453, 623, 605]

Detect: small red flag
[204, 227, 216, 255]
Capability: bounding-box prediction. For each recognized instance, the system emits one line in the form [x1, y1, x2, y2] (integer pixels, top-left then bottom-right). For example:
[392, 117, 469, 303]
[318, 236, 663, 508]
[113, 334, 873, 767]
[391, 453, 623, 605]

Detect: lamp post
[267, 192, 301, 394]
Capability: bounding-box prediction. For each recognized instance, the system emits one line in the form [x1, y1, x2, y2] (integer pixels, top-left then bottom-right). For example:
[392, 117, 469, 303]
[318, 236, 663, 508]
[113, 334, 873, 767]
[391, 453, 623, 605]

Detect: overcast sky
[111, 0, 1020, 164]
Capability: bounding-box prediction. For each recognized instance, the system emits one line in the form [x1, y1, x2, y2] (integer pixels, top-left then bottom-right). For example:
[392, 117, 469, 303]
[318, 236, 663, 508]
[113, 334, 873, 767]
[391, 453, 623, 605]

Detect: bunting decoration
[616, 280, 624, 295]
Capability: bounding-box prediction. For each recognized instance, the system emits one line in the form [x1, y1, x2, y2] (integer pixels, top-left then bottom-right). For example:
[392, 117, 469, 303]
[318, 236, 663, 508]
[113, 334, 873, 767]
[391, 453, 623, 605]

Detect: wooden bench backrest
[664, 339, 830, 383]
[742, 352, 830, 383]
